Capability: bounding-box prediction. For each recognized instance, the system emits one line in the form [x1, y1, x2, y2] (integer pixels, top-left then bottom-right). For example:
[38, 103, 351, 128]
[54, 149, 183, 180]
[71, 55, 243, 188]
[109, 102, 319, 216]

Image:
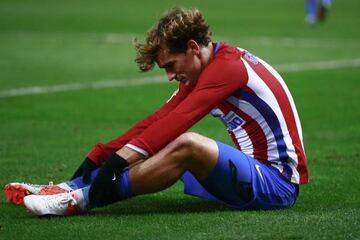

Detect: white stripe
[232, 125, 254, 158]
[226, 96, 279, 161]
[125, 143, 149, 158]
[0, 58, 359, 98]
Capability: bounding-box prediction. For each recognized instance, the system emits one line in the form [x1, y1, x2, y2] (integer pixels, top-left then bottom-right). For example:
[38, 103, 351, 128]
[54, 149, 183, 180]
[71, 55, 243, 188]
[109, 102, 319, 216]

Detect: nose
[166, 70, 176, 81]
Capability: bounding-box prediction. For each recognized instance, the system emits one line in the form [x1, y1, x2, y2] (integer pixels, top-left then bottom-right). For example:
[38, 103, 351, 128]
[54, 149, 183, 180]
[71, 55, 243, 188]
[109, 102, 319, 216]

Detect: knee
[170, 132, 217, 178]
[171, 132, 201, 155]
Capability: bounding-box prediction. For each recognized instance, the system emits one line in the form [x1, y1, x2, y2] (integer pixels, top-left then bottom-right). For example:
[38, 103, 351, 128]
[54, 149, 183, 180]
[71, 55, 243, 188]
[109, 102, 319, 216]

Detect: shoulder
[215, 42, 243, 60]
[200, 43, 248, 82]
[194, 43, 248, 89]
[209, 42, 246, 72]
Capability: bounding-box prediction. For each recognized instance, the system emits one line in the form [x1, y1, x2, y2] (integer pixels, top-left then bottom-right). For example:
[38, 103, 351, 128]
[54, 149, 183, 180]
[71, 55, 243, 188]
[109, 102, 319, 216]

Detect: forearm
[116, 146, 146, 166]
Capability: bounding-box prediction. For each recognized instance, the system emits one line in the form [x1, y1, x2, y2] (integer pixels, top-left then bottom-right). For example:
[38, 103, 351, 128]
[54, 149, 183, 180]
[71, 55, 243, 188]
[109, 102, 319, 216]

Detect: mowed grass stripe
[2, 31, 359, 48]
[0, 58, 359, 98]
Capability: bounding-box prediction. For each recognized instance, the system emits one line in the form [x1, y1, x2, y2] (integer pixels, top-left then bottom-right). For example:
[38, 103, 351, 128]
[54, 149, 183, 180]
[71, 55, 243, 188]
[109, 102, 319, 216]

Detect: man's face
[156, 44, 202, 87]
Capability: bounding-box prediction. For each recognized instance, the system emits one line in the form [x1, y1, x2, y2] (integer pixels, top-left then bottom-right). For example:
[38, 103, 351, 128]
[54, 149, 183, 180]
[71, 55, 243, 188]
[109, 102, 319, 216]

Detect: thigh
[199, 141, 299, 210]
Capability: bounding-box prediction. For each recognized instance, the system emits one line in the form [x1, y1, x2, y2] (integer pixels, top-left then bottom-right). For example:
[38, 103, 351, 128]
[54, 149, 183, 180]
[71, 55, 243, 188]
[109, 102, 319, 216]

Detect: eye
[159, 61, 176, 71]
[166, 62, 175, 70]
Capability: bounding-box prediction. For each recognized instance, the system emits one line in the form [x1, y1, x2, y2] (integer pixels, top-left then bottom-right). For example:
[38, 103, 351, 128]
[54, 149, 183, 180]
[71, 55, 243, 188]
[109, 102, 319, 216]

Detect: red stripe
[228, 129, 241, 150]
[242, 56, 308, 184]
[242, 86, 256, 96]
[222, 102, 268, 162]
[217, 102, 231, 114]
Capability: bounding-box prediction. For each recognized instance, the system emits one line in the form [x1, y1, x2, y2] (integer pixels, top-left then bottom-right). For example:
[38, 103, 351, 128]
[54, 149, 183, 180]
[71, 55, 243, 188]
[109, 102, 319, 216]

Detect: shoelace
[45, 193, 78, 209]
[60, 194, 77, 206]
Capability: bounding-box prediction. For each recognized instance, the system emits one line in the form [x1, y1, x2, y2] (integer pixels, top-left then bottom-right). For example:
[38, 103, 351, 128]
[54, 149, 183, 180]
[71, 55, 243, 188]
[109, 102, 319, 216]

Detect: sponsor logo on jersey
[224, 111, 243, 130]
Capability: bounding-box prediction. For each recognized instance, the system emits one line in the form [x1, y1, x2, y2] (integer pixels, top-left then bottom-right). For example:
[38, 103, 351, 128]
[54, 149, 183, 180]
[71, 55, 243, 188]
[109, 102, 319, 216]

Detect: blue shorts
[180, 141, 299, 210]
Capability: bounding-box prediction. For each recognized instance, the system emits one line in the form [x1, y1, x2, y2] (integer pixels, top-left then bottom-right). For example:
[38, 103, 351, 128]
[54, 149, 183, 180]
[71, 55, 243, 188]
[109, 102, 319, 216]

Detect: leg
[318, 0, 332, 21]
[129, 132, 219, 195]
[306, 0, 318, 25]
[86, 132, 218, 207]
[23, 133, 298, 215]
[24, 132, 219, 215]
[64, 168, 100, 190]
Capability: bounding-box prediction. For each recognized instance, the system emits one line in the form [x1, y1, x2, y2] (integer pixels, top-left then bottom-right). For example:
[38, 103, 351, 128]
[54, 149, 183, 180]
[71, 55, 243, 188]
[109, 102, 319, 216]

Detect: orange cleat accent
[4, 182, 69, 206]
[38, 185, 68, 195]
[4, 184, 29, 205]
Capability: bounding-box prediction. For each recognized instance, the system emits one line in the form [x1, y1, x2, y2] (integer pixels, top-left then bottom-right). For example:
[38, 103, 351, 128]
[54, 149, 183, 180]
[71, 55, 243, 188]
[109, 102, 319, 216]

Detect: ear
[186, 40, 200, 55]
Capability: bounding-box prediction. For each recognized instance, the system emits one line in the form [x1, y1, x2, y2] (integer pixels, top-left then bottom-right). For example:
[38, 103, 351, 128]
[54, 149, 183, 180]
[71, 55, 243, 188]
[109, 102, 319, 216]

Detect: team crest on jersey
[224, 111, 244, 130]
[244, 51, 259, 65]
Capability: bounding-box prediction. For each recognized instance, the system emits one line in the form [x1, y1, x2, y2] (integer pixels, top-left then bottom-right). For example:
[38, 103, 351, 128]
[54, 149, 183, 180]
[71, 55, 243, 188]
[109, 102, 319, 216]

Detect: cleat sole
[4, 184, 30, 205]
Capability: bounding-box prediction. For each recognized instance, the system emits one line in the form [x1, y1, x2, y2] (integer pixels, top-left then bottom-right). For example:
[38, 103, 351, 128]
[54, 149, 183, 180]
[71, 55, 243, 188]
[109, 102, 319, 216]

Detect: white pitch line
[275, 58, 360, 72]
[1, 58, 360, 98]
[0, 76, 167, 98]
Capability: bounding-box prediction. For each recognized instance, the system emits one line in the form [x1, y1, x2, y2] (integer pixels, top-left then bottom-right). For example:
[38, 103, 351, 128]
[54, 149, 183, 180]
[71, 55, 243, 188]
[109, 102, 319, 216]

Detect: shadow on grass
[88, 195, 234, 216]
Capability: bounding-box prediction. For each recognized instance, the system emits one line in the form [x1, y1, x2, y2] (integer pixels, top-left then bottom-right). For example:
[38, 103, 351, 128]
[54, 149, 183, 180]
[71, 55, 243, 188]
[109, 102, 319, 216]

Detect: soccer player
[4, 7, 309, 215]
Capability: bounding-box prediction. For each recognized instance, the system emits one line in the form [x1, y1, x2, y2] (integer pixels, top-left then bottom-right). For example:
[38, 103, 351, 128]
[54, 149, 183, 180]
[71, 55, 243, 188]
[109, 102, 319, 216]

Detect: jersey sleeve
[128, 56, 248, 156]
[87, 84, 190, 165]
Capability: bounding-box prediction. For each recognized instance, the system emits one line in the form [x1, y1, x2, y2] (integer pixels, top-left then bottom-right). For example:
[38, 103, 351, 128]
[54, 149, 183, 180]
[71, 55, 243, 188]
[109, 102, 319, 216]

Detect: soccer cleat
[4, 182, 69, 205]
[24, 190, 84, 216]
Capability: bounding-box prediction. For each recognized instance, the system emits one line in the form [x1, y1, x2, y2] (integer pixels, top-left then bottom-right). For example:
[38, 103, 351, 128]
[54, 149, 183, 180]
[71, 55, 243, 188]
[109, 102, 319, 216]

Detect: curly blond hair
[134, 7, 212, 72]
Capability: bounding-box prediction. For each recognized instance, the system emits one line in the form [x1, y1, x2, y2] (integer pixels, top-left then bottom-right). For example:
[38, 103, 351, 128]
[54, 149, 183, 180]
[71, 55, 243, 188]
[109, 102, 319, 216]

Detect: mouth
[176, 77, 185, 83]
[176, 76, 192, 86]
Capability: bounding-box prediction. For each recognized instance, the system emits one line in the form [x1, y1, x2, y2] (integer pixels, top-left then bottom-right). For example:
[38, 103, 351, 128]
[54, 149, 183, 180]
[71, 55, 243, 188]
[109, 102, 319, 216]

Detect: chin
[184, 80, 196, 87]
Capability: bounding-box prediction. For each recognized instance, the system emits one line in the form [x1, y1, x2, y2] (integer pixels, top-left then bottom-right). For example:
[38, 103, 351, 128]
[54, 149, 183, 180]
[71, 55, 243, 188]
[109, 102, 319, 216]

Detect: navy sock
[81, 169, 132, 209]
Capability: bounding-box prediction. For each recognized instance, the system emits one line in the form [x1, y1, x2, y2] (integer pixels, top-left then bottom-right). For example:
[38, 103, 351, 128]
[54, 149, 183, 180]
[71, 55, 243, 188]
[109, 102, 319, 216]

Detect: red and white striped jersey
[210, 48, 307, 184]
[87, 43, 308, 185]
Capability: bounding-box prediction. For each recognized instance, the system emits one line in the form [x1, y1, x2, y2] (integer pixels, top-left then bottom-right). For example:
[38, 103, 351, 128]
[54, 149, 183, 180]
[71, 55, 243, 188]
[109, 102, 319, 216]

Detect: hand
[70, 157, 98, 184]
[88, 152, 129, 206]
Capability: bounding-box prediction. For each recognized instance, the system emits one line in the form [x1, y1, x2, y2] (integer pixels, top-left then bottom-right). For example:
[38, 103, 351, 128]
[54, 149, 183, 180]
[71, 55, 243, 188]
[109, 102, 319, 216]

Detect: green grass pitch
[0, 0, 359, 239]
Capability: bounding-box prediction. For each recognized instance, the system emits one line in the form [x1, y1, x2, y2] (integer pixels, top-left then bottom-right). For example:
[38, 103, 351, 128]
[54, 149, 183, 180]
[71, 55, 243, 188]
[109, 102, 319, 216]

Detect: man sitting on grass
[5, 7, 308, 216]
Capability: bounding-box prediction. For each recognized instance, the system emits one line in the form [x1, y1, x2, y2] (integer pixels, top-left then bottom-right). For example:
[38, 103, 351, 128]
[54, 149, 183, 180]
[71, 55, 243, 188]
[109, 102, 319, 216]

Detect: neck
[200, 42, 214, 69]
